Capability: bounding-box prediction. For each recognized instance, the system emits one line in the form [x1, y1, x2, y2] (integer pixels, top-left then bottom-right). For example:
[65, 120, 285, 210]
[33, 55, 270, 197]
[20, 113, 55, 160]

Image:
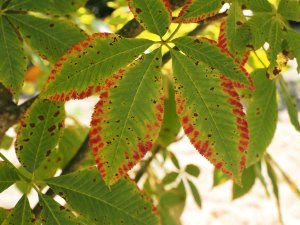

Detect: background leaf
[162, 172, 178, 185]
[187, 179, 202, 208]
[185, 164, 200, 177]
[128, 0, 171, 36]
[43, 33, 153, 101]
[15, 99, 65, 173]
[46, 169, 159, 225]
[90, 49, 163, 185]
[9, 14, 87, 63]
[278, 0, 300, 21]
[286, 28, 300, 73]
[0, 16, 26, 99]
[246, 69, 277, 166]
[232, 165, 256, 199]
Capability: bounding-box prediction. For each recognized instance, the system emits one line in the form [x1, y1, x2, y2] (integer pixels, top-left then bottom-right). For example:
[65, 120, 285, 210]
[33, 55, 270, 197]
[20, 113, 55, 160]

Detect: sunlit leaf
[244, 0, 274, 13]
[0, 16, 26, 99]
[232, 165, 256, 199]
[9, 14, 86, 63]
[246, 69, 277, 166]
[15, 99, 65, 173]
[90, 49, 163, 185]
[0, 161, 20, 193]
[213, 168, 229, 187]
[43, 33, 153, 101]
[46, 168, 159, 225]
[286, 28, 300, 73]
[171, 49, 248, 183]
[128, 0, 171, 36]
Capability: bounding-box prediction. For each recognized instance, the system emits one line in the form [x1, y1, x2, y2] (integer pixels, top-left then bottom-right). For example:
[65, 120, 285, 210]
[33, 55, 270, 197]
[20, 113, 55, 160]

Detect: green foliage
[0, 162, 20, 192]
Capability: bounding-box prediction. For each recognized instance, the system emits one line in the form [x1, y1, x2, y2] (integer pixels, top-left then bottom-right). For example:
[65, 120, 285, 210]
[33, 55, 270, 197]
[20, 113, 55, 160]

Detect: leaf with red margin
[42, 33, 153, 101]
[173, 36, 251, 86]
[218, 18, 255, 90]
[174, 0, 223, 23]
[128, 0, 171, 37]
[171, 49, 248, 183]
[90, 49, 164, 185]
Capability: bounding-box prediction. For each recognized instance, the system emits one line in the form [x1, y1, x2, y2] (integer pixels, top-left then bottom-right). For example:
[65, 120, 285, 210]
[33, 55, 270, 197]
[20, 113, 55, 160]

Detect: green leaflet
[2, 195, 34, 225]
[187, 179, 202, 208]
[232, 165, 256, 199]
[128, 0, 171, 36]
[6, 0, 86, 15]
[171, 49, 247, 183]
[90, 49, 163, 185]
[267, 18, 283, 73]
[15, 99, 65, 173]
[0, 16, 26, 99]
[286, 28, 300, 73]
[42, 34, 153, 101]
[0, 208, 8, 224]
[0, 162, 20, 193]
[244, 0, 274, 13]
[175, 0, 223, 23]
[213, 168, 229, 187]
[279, 76, 300, 132]
[8, 14, 86, 64]
[162, 172, 178, 185]
[246, 69, 277, 167]
[39, 194, 80, 225]
[172, 36, 250, 86]
[185, 164, 200, 177]
[278, 0, 300, 21]
[226, 2, 248, 54]
[45, 169, 159, 225]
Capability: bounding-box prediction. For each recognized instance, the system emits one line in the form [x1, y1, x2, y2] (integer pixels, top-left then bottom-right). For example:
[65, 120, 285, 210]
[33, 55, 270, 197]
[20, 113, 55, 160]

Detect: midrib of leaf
[20, 198, 27, 225]
[31, 103, 53, 176]
[46, 181, 149, 225]
[1, 17, 15, 86]
[50, 43, 151, 87]
[173, 54, 234, 159]
[144, 0, 161, 35]
[7, 0, 32, 9]
[39, 195, 62, 225]
[12, 16, 68, 47]
[110, 53, 158, 171]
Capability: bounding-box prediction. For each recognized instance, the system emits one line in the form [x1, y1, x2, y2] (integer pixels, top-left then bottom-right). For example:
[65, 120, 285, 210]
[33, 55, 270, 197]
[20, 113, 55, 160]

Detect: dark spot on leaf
[30, 123, 35, 128]
[48, 125, 56, 132]
[38, 115, 45, 121]
[49, 24, 54, 27]
[53, 111, 60, 117]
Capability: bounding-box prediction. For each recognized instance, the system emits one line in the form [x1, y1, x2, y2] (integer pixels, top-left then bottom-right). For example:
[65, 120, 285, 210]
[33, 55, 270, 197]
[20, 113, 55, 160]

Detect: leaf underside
[175, 0, 223, 23]
[0, 16, 26, 99]
[128, 0, 171, 36]
[90, 49, 164, 185]
[15, 99, 65, 173]
[46, 169, 159, 225]
[42, 33, 153, 101]
[171, 49, 248, 183]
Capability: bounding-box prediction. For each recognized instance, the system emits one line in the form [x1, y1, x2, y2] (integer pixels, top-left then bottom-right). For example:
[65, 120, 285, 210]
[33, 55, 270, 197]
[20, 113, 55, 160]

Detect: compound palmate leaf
[128, 0, 171, 37]
[173, 36, 250, 86]
[0, 162, 20, 193]
[15, 99, 65, 173]
[175, 0, 223, 23]
[1, 195, 34, 225]
[46, 169, 159, 225]
[42, 33, 153, 101]
[7, 0, 86, 15]
[0, 16, 26, 99]
[9, 14, 86, 63]
[90, 49, 163, 185]
[171, 49, 248, 183]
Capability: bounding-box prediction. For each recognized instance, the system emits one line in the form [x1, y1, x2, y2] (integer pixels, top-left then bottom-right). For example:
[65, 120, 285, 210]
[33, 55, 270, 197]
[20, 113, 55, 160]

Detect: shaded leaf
[160, 181, 186, 207]
[90, 49, 163, 185]
[213, 168, 229, 187]
[7, 0, 86, 15]
[46, 168, 159, 225]
[185, 164, 200, 177]
[128, 0, 171, 36]
[157, 76, 181, 147]
[173, 36, 250, 86]
[278, 0, 300, 21]
[246, 69, 277, 166]
[171, 49, 248, 183]
[244, 0, 274, 13]
[162, 172, 178, 185]
[43, 33, 153, 101]
[278, 76, 300, 131]
[158, 206, 178, 225]
[9, 14, 86, 63]
[286, 28, 300, 73]
[15, 99, 65, 173]
[169, 151, 180, 169]
[175, 0, 223, 23]
[232, 165, 256, 199]
[39, 194, 80, 225]
[2, 195, 34, 225]
[0, 16, 26, 99]
[0, 208, 8, 223]
[187, 179, 201, 207]
[0, 161, 20, 193]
